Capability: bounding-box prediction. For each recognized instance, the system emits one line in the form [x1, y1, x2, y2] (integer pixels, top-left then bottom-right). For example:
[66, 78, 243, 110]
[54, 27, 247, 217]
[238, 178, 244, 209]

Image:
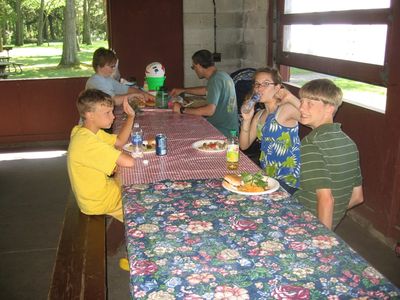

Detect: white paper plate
[123, 142, 156, 154]
[222, 176, 280, 195]
[192, 140, 227, 152]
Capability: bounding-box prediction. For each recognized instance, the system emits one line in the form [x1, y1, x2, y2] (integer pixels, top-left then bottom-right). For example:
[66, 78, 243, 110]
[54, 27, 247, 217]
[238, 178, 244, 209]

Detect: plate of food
[145, 99, 156, 107]
[123, 138, 156, 153]
[222, 171, 280, 195]
[128, 96, 146, 109]
[192, 140, 227, 152]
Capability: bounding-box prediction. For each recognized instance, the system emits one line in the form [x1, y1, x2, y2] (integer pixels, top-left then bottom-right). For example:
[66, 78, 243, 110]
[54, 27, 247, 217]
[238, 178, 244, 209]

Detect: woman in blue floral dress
[239, 67, 301, 194]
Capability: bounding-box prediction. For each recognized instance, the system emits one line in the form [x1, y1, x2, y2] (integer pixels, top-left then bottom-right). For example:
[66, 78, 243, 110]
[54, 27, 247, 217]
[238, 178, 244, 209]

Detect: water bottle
[131, 123, 143, 158]
[226, 130, 239, 170]
[241, 93, 261, 114]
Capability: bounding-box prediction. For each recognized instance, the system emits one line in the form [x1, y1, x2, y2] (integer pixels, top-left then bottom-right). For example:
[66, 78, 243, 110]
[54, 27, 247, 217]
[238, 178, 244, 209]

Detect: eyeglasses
[253, 81, 277, 89]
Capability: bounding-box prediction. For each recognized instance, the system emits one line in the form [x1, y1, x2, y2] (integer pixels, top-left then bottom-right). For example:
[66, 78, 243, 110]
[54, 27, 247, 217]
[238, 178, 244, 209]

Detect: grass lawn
[290, 67, 386, 95]
[4, 40, 108, 79]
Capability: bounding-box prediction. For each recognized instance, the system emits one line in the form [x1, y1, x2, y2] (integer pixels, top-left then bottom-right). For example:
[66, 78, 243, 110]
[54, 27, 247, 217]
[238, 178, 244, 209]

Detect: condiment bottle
[226, 130, 239, 170]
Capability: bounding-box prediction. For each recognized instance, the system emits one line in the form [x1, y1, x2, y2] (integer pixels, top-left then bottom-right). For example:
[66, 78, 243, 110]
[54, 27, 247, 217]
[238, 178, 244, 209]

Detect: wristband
[180, 107, 186, 114]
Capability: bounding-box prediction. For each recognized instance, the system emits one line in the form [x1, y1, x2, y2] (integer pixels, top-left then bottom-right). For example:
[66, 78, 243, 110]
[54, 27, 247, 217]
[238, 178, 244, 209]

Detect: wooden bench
[48, 192, 106, 299]
[48, 191, 126, 299]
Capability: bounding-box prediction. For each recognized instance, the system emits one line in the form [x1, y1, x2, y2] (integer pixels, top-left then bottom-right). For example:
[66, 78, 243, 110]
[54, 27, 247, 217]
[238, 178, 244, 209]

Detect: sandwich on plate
[223, 174, 243, 190]
[223, 172, 268, 193]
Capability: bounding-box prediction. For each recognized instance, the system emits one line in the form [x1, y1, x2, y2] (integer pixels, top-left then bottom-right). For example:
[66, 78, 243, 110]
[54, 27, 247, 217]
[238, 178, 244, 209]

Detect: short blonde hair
[76, 89, 113, 120]
[300, 79, 343, 109]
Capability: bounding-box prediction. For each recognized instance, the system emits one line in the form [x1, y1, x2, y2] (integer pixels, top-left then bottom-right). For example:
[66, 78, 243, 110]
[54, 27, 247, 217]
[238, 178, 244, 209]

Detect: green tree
[23, 0, 65, 44]
[59, 0, 79, 66]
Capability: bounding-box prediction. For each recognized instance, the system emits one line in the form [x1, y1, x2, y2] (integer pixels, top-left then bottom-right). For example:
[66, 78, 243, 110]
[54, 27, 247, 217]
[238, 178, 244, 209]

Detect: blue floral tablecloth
[122, 179, 400, 300]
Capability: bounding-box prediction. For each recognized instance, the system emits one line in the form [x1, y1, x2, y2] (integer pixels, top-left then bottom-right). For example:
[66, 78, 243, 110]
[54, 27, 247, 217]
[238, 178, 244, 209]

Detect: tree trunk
[37, 0, 45, 45]
[48, 15, 55, 41]
[82, 0, 92, 45]
[15, 0, 24, 46]
[0, 19, 5, 50]
[59, 0, 80, 67]
[103, 0, 109, 42]
[43, 15, 49, 43]
[0, 2, 5, 49]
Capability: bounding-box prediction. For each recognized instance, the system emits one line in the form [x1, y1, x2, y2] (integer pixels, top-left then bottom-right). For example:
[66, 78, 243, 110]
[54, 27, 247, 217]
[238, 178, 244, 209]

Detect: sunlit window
[284, 0, 390, 13]
[283, 25, 387, 65]
[278, 0, 390, 113]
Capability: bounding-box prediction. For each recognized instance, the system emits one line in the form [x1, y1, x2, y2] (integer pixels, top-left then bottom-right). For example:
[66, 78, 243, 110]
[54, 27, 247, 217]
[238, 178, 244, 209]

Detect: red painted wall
[334, 103, 399, 239]
[0, 78, 85, 144]
[107, 0, 184, 90]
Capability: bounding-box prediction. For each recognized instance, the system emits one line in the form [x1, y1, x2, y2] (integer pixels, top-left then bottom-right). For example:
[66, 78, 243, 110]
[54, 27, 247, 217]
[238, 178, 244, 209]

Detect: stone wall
[183, 0, 268, 86]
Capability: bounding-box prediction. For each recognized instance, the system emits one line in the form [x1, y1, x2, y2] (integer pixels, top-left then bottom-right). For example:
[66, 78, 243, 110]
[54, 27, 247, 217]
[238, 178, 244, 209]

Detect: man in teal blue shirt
[170, 49, 239, 137]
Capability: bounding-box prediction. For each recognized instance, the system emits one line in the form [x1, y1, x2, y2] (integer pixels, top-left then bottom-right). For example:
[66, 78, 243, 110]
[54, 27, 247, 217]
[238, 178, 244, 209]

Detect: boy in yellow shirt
[67, 89, 138, 222]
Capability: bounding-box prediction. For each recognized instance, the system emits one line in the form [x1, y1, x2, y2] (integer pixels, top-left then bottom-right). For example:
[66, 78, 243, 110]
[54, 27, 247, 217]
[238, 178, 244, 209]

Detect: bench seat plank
[48, 192, 106, 300]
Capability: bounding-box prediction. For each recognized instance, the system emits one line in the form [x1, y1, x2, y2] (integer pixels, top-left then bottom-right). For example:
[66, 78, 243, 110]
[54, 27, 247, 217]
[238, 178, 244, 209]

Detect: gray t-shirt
[206, 71, 239, 137]
[86, 74, 128, 97]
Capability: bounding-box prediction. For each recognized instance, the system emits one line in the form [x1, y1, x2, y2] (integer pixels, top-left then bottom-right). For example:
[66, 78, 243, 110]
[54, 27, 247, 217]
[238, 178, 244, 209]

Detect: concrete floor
[0, 149, 399, 300]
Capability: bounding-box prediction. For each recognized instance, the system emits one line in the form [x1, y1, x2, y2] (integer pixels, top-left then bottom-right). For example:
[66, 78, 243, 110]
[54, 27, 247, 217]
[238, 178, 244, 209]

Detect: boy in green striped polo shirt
[293, 79, 364, 230]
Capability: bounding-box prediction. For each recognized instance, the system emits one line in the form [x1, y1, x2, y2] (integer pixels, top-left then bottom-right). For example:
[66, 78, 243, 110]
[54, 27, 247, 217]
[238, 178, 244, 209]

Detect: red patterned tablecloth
[114, 107, 260, 185]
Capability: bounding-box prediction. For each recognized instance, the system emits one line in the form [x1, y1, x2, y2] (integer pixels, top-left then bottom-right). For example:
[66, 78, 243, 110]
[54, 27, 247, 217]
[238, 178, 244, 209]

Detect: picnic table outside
[0, 47, 23, 78]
